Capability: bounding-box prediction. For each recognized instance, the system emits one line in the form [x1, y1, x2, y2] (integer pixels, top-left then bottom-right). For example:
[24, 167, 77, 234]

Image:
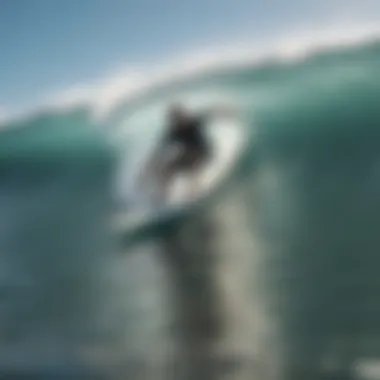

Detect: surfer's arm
[144, 142, 165, 174]
[142, 132, 173, 176]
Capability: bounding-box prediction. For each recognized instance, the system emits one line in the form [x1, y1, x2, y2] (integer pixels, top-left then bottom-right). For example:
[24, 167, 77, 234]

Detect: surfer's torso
[165, 114, 209, 154]
[162, 114, 211, 172]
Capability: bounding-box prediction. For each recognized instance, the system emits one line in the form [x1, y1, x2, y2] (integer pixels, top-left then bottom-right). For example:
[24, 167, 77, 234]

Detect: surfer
[142, 102, 236, 204]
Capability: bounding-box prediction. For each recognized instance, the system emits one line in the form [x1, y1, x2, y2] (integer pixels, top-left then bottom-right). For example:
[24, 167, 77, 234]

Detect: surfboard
[115, 117, 247, 245]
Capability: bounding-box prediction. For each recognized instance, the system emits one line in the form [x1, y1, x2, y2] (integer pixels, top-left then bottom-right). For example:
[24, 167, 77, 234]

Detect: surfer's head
[168, 103, 189, 125]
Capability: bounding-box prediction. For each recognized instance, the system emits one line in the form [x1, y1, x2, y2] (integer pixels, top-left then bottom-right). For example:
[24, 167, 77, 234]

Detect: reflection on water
[115, 187, 257, 380]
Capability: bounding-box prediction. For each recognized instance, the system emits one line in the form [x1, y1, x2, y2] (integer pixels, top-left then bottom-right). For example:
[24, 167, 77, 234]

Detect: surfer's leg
[187, 167, 202, 200]
[187, 153, 205, 200]
[155, 170, 170, 204]
[155, 161, 177, 205]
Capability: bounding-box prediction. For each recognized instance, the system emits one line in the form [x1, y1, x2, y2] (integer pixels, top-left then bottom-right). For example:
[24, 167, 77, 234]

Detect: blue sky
[1, 0, 379, 113]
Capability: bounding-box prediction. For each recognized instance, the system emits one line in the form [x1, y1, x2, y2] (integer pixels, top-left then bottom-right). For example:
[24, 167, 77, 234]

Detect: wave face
[0, 38, 379, 378]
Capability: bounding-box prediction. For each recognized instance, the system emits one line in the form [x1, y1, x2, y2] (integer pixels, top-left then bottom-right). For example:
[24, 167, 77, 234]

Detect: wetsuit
[163, 114, 210, 172]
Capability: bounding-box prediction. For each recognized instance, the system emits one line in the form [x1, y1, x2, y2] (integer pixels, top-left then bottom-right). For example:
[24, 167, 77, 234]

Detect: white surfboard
[115, 117, 246, 234]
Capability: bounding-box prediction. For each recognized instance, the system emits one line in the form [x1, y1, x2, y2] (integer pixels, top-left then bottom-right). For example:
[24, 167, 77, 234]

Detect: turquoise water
[0, 38, 379, 379]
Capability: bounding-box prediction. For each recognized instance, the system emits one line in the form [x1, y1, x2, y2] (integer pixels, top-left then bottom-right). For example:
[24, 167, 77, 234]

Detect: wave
[1, 23, 379, 127]
[0, 20, 380, 376]
[80, 24, 380, 119]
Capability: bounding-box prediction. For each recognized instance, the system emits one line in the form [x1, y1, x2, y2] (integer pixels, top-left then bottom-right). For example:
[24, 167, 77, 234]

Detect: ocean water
[0, 38, 379, 379]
